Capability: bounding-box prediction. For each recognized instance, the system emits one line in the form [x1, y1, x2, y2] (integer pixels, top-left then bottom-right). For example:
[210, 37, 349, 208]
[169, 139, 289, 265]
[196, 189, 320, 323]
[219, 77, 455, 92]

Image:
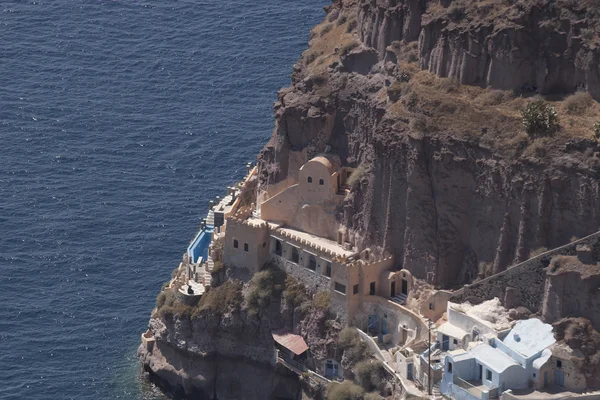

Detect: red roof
[272, 331, 308, 355]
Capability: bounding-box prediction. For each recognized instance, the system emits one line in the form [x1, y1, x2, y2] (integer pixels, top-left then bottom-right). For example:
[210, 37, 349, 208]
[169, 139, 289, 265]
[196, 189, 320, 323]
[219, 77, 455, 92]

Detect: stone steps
[392, 293, 408, 305]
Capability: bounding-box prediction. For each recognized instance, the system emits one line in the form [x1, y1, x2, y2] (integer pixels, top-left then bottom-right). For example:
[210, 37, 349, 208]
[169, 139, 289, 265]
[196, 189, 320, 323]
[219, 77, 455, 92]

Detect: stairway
[205, 209, 215, 226]
[432, 382, 442, 399]
[392, 293, 408, 305]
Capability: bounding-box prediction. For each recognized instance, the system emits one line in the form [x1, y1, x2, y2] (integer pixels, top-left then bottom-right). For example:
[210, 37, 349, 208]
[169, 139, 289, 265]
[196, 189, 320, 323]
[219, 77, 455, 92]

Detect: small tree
[521, 100, 559, 137]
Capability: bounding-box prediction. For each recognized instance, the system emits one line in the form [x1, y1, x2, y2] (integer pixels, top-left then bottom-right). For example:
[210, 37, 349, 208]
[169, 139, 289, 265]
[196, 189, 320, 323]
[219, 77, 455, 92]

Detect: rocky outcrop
[138, 309, 301, 400]
[257, 0, 600, 288]
[356, 0, 600, 99]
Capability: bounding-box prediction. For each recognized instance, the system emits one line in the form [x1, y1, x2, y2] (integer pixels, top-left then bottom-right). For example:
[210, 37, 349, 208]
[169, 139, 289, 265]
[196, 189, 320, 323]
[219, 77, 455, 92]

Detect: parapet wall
[451, 231, 600, 312]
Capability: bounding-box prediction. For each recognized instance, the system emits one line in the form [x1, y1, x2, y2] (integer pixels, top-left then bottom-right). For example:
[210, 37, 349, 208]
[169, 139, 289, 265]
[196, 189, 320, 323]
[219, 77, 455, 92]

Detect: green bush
[155, 289, 194, 319]
[521, 100, 559, 137]
[195, 280, 242, 317]
[354, 360, 385, 392]
[283, 276, 309, 307]
[327, 381, 364, 400]
[346, 166, 366, 188]
[245, 268, 286, 316]
[338, 328, 371, 366]
[312, 291, 331, 311]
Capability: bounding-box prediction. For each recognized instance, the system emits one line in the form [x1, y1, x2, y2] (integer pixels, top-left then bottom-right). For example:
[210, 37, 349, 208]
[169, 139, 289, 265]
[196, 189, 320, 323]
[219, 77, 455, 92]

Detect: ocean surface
[0, 1, 326, 398]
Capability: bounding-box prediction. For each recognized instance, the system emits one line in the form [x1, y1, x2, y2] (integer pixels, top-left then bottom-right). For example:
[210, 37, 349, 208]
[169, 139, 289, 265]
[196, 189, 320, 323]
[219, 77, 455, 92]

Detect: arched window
[319, 179, 324, 185]
[292, 247, 299, 263]
[275, 240, 282, 256]
[244, 243, 249, 252]
[307, 176, 313, 183]
[233, 239, 239, 248]
[309, 255, 317, 271]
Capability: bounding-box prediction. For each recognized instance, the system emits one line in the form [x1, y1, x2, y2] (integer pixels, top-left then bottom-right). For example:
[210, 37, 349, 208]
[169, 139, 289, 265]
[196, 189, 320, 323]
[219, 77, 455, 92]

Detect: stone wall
[451, 231, 600, 312]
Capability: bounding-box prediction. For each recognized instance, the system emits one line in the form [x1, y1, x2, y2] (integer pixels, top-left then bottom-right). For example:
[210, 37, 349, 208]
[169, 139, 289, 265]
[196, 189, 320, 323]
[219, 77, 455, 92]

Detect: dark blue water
[0, 1, 325, 398]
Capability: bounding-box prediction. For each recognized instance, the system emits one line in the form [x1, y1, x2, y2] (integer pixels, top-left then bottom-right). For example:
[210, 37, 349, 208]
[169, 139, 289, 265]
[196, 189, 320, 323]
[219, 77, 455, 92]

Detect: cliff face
[358, 0, 600, 99]
[257, 0, 600, 288]
[138, 303, 301, 400]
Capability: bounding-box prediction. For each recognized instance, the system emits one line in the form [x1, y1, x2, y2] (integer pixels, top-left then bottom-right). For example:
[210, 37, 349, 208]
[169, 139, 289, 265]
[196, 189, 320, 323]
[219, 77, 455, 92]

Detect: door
[390, 281, 396, 297]
[407, 363, 413, 380]
[368, 315, 378, 334]
[382, 318, 388, 335]
[478, 364, 483, 382]
[442, 334, 450, 351]
[544, 371, 548, 388]
[401, 279, 408, 295]
[369, 282, 376, 295]
[554, 370, 565, 387]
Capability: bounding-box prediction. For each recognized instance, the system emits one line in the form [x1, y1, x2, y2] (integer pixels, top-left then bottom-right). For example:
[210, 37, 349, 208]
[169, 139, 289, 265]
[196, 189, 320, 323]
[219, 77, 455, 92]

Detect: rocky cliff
[257, 0, 600, 289]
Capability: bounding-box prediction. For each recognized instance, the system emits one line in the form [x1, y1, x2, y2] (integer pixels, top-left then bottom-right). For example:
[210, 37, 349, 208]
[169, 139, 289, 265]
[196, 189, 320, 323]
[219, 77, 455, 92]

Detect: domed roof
[308, 153, 341, 174]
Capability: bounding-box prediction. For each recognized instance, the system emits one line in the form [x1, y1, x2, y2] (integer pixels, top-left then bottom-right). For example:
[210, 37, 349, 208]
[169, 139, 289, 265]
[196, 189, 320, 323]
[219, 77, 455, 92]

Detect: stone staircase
[432, 382, 442, 399]
[205, 209, 215, 226]
[392, 293, 408, 305]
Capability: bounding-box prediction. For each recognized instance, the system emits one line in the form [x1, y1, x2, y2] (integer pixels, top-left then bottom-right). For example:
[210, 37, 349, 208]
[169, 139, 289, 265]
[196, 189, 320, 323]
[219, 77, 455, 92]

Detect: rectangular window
[453, 339, 458, 345]
[429, 303, 434, 310]
[557, 360, 562, 369]
[325, 262, 331, 277]
[486, 369, 492, 381]
[334, 282, 346, 294]
[353, 284, 359, 294]
[244, 243, 249, 252]
[447, 362, 453, 373]
[369, 282, 376, 295]
[308, 257, 317, 271]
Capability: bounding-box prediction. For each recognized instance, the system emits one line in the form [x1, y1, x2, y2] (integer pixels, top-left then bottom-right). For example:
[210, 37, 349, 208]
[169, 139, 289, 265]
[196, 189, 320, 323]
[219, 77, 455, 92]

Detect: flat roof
[502, 319, 556, 359]
[272, 331, 308, 355]
[437, 322, 469, 340]
[468, 344, 519, 373]
[274, 227, 355, 257]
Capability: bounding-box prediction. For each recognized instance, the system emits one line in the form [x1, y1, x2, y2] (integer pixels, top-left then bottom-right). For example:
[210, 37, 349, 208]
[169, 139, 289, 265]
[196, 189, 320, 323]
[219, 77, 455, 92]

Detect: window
[447, 362, 453, 373]
[275, 240, 282, 256]
[533, 373, 536, 378]
[319, 178, 324, 185]
[557, 360, 562, 369]
[233, 239, 239, 249]
[334, 282, 346, 294]
[292, 247, 299, 263]
[369, 282, 376, 295]
[262, 242, 266, 248]
[453, 339, 458, 345]
[325, 262, 331, 277]
[244, 243, 249, 252]
[308, 255, 317, 271]
[486, 369, 492, 381]
[353, 284, 359, 294]
[307, 176, 312, 183]
[429, 303, 434, 310]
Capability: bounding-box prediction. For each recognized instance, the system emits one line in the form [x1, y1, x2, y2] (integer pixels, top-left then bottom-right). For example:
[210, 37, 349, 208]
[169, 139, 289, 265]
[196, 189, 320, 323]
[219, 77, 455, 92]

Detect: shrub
[479, 89, 514, 106]
[346, 19, 357, 33]
[436, 77, 460, 93]
[387, 81, 406, 103]
[312, 291, 331, 311]
[594, 121, 600, 141]
[338, 328, 371, 366]
[320, 23, 333, 37]
[337, 14, 348, 26]
[195, 280, 242, 316]
[521, 100, 559, 137]
[522, 137, 549, 158]
[347, 166, 366, 188]
[364, 393, 382, 400]
[564, 92, 593, 115]
[305, 50, 323, 65]
[355, 360, 384, 392]
[156, 289, 193, 319]
[529, 247, 548, 259]
[283, 276, 309, 307]
[245, 268, 286, 316]
[211, 260, 224, 274]
[339, 41, 359, 57]
[327, 381, 364, 400]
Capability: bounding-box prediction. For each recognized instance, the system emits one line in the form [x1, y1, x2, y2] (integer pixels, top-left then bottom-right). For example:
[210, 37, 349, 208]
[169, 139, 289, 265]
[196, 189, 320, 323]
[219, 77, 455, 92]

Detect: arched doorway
[275, 240, 282, 256]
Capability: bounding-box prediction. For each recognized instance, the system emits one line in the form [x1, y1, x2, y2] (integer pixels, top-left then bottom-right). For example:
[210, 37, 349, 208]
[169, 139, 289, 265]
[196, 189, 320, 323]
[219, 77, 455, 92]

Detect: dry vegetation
[386, 62, 600, 160]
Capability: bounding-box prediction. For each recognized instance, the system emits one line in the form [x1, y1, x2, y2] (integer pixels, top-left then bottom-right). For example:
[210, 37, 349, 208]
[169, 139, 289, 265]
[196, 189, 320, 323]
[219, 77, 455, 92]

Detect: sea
[0, 1, 326, 398]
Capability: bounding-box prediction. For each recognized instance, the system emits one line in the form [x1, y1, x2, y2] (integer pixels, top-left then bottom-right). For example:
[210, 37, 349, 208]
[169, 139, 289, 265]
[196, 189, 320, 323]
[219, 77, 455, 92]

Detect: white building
[440, 319, 556, 400]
